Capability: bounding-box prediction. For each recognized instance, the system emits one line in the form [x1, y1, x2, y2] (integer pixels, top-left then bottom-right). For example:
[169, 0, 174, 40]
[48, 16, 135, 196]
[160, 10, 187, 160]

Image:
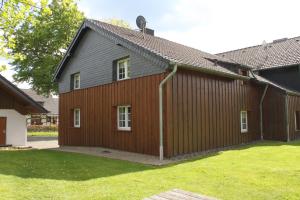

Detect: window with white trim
[117, 106, 131, 131]
[295, 111, 300, 131]
[74, 108, 80, 128]
[73, 73, 80, 89]
[240, 111, 248, 133]
[117, 58, 130, 80]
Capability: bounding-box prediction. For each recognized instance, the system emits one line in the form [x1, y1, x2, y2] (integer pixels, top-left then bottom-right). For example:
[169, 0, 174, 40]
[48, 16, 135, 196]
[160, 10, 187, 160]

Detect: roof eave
[253, 63, 300, 71]
[253, 76, 300, 97]
[177, 64, 250, 80]
[0, 76, 48, 113]
[53, 20, 87, 81]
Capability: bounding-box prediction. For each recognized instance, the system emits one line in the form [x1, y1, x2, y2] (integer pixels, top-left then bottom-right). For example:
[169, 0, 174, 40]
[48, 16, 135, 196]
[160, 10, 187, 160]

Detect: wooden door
[0, 117, 6, 145]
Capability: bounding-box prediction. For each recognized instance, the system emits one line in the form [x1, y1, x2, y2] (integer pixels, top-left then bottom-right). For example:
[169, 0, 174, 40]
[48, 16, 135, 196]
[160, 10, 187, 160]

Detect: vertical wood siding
[59, 68, 300, 157]
[0, 89, 28, 114]
[262, 87, 286, 141]
[59, 73, 165, 156]
[165, 69, 262, 157]
[288, 95, 300, 140]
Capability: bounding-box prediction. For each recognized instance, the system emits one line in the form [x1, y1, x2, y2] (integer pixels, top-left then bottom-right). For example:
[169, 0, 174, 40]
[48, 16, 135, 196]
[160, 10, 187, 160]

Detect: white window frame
[240, 110, 248, 133]
[295, 111, 300, 131]
[74, 108, 80, 128]
[73, 73, 80, 90]
[117, 58, 130, 81]
[117, 106, 131, 131]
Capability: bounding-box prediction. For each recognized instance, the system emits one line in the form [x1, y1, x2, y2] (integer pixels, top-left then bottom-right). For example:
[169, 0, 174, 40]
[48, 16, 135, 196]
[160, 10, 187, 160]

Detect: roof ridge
[88, 19, 240, 65]
[217, 35, 300, 55]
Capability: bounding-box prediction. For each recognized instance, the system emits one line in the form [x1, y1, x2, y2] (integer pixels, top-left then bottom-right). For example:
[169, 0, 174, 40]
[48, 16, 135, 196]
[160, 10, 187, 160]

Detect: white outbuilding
[0, 75, 47, 146]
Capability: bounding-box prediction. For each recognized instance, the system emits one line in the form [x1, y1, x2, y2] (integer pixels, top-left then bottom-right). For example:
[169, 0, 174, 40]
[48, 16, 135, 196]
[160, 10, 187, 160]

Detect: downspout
[285, 94, 290, 142]
[260, 84, 269, 140]
[159, 63, 178, 161]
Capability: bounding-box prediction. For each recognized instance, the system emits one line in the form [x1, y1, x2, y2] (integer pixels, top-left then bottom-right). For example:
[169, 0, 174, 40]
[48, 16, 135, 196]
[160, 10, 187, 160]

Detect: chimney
[272, 38, 288, 43]
[142, 28, 154, 36]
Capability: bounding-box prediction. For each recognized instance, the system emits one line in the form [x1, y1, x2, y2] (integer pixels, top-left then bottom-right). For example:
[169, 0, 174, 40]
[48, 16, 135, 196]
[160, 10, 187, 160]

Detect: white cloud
[156, 0, 300, 53]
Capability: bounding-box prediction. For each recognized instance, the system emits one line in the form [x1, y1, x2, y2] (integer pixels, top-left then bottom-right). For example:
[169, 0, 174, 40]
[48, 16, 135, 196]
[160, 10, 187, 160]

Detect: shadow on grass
[0, 139, 299, 181]
[0, 149, 154, 181]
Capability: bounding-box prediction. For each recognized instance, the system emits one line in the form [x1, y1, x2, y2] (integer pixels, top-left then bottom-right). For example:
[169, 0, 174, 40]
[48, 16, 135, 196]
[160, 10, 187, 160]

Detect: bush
[27, 125, 58, 132]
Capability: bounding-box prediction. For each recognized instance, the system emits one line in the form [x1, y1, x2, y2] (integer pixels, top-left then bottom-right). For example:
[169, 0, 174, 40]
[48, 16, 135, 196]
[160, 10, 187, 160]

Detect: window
[240, 111, 248, 133]
[73, 73, 80, 89]
[117, 58, 130, 80]
[295, 111, 300, 131]
[240, 69, 248, 76]
[117, 106, 131, 131]
[71, 73, 80, 90]
[239, 69, 248, 85]
[74, 108, 80, 128]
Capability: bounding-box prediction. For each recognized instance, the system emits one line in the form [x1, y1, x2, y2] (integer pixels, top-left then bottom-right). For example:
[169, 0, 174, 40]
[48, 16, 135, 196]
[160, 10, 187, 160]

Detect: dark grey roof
[21, 89, 58, 115]
[54, 19, 248, 81]
[0, 75, 48, 113]
[217, 36, 300, 70]
[252, 74, 300, 96]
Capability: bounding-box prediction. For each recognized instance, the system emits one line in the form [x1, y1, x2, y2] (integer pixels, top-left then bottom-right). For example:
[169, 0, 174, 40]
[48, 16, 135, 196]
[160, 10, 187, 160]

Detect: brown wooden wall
[288, 95, 300, 140]
[59, 73, 165, 156]
[164, 69, 263, 157]
[58, 68, 299, 158]
[262, 87, 287, 141]
[0, 89, 28, 114]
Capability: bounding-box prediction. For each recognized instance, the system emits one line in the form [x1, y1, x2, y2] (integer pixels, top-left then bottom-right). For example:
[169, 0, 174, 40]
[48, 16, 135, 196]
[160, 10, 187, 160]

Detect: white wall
[0, 109, 27, 146]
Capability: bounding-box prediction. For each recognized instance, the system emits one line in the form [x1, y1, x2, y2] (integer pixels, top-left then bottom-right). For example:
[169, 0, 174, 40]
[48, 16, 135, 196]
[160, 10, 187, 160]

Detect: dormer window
[117, 58, 130, 80]
[71, 73, 80, 90]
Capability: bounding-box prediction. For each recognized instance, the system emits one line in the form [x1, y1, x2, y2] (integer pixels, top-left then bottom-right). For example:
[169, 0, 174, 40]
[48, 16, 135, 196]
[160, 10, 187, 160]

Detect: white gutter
[260, 84, 269, 140]
[159, 64, 178, 161]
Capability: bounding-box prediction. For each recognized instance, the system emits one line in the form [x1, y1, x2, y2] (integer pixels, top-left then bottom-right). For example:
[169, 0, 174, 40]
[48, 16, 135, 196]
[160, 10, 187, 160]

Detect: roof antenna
[262, 40, 267, 50]
[136, 15, 147, 39]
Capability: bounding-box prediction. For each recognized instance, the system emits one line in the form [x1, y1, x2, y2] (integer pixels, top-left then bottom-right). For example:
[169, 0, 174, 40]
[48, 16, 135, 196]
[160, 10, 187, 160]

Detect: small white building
[0, 75, 47, 146]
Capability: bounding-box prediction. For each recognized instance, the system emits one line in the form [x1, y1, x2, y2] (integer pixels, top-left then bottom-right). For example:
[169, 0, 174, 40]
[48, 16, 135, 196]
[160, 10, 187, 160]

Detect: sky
[2, 0, 300, 88]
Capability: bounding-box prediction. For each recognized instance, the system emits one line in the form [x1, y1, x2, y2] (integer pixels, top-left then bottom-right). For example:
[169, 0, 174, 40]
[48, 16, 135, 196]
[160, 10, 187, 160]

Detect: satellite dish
[136, 15, 146, 30]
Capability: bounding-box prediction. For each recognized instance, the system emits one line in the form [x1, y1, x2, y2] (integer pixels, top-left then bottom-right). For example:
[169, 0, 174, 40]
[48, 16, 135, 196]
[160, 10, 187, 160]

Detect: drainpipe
[260, 84, 269, 140]
[159, 63, 178, 161]
[285, 94, 290, 142]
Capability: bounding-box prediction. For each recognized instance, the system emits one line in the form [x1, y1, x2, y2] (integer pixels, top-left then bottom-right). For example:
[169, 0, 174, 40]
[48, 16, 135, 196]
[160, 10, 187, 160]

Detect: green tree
[105, 18, 131, 29]
[0, 64, 7, 72]
[0, 0, 84, 95]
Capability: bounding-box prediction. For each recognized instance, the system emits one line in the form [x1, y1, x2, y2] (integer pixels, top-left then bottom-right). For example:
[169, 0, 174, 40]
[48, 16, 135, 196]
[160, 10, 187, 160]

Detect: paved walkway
[27, 137, 172, 165]
[55, 146, 173, 166]
[27, 136, 59, 149]
[144, 189, 218, 200]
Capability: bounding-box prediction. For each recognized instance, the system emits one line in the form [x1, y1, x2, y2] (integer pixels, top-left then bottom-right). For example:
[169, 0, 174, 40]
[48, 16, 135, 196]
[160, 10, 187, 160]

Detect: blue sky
[2, 0, 300, 88]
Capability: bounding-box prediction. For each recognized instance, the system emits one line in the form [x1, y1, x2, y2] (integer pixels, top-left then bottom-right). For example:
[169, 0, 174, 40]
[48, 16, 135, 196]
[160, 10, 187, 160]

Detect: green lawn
[27, 131, 58, 137]
[0, 141, 300, 200]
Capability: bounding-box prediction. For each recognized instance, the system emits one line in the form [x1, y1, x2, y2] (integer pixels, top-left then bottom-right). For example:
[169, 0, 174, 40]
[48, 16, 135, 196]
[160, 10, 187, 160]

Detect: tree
[0, 64, 6, 72]
[0, 0, 84, 95]
[105, 18, 131, 29]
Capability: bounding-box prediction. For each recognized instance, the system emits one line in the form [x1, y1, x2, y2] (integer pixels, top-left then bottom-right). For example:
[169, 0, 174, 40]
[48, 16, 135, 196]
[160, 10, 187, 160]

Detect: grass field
[0, 140, 299, 200]
[27, 131, 58, 137]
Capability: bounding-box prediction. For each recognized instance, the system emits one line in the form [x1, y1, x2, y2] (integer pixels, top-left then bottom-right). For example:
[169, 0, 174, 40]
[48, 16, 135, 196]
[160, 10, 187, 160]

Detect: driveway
[27, 136, 59, 149]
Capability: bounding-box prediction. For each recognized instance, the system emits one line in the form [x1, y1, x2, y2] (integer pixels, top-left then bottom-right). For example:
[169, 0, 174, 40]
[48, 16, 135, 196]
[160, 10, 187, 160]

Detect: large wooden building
[54, 19, 300, 158]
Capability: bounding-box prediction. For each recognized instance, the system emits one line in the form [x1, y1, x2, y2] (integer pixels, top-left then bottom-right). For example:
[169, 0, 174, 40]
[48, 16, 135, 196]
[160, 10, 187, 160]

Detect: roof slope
[217, 37, 300, 70]
[22, 89, 58, 115]
[0, 75, 48, 114]
[54, 19, 247, 81]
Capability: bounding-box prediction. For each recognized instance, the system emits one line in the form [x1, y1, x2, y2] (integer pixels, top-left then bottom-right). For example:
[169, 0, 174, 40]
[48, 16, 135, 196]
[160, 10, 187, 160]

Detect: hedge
[27, 125, 58, 132]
